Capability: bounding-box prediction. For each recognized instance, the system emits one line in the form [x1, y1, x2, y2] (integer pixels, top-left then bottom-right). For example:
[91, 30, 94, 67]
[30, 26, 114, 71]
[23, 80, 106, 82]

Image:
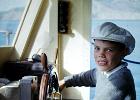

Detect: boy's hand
[59, 80, 65, 92]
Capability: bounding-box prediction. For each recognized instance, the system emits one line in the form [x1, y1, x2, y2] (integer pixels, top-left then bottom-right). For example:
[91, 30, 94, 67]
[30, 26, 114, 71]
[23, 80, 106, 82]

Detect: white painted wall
[59, 0, 92, 99]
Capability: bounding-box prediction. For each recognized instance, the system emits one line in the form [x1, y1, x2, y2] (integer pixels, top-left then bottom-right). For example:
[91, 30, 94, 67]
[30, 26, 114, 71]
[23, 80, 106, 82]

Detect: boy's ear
[123, 48, 129, 57]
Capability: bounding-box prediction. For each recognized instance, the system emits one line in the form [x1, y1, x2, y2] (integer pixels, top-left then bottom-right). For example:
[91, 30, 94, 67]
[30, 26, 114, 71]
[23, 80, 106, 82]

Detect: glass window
[91, 0, 140, 99]
[0, 0, 28, 46]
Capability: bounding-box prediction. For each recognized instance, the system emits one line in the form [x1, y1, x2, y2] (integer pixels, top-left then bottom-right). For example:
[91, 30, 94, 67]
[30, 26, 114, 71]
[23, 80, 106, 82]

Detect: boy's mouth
[98, 60, 107, 66]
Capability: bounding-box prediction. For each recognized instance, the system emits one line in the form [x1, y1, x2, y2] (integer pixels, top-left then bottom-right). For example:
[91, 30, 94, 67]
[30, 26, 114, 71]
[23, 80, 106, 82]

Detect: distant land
[0, 7, 24, 20]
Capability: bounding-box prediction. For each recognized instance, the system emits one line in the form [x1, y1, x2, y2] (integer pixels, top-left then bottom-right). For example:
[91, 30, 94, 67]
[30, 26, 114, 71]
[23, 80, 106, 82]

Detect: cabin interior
[0, 0, 91, 100]
[1, 0, 140, 100]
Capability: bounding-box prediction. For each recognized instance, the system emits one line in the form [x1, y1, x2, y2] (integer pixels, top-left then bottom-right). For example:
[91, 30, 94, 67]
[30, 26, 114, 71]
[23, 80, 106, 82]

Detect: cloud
[92, 0, 140, 19]
[0, 0, 27, 12]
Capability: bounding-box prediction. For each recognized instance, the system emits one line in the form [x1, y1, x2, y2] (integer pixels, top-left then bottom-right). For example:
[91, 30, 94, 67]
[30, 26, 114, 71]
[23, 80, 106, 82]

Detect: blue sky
[92, 0, 140, 19]
[0, 0, 28, 12]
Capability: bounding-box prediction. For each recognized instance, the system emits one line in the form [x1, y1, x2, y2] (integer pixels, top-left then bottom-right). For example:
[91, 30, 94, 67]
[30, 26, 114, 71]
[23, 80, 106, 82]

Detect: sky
[0, 0, 28, 12]
[92, 0, 140, 19]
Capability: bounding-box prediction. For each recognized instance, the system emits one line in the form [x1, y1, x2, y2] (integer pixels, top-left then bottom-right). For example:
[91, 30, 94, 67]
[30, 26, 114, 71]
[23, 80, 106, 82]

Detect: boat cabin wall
[0, 0, 92, 99]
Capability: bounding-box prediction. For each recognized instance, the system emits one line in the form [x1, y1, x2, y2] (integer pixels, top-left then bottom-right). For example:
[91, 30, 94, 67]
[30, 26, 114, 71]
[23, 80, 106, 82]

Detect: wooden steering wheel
[39, 48, 60, 100]
[39, 53, 49, 100]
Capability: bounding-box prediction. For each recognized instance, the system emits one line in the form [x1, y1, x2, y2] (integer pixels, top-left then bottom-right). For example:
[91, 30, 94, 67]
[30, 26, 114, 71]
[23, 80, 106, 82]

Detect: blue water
[90, 20, 140, 100]
[0, 20, 19, 46]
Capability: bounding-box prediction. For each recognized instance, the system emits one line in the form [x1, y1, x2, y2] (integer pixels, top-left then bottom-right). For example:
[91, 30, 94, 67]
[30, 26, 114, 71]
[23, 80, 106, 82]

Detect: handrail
[123, 58, 140, 64]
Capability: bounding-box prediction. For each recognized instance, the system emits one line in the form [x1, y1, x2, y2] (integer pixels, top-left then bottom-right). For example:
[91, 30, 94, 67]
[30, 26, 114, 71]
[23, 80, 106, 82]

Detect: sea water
[0, 20, 18, 46]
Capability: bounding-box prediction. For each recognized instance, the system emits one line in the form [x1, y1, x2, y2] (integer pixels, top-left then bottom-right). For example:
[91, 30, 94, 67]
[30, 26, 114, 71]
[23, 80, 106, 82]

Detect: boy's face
[94, 40, 126, 72]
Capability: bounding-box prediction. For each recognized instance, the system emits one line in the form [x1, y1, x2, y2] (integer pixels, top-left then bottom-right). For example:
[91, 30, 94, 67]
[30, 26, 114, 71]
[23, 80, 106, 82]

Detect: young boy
[59, 22, 136, 100]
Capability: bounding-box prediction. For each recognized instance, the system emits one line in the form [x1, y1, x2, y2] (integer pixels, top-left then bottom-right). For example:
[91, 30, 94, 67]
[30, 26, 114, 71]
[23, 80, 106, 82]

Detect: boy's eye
[106, 48, 116, 52]
[106, 48, 113, 52]
[94, 46, 100, 51]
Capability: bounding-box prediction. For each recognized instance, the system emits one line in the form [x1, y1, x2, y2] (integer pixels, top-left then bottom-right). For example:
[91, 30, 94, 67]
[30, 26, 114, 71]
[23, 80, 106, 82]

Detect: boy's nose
[98, 50, 105, 58]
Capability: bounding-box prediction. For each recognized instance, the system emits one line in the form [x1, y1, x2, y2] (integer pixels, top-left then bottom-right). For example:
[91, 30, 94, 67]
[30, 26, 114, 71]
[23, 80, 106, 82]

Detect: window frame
[0, 0, 46, 65]
[11, 0, 46, 58]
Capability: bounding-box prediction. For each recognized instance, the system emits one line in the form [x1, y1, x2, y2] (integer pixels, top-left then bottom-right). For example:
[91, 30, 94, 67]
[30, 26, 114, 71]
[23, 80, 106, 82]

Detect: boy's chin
[98, 66, 110, 71]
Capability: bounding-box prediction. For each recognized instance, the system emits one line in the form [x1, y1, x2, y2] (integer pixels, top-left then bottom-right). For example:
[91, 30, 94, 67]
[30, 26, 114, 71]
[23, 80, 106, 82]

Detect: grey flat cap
[92, 22, 135, 55]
